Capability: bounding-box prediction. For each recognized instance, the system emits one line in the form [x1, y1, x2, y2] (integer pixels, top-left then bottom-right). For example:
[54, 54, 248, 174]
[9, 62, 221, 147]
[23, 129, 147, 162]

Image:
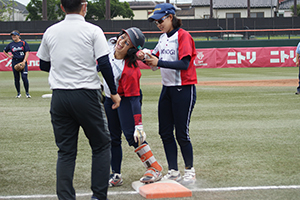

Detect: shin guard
[135, 144, 162, 172]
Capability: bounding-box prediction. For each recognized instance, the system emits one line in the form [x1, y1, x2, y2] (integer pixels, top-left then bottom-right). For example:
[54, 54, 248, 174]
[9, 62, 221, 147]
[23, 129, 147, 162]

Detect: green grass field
[1, 67, 300, 200]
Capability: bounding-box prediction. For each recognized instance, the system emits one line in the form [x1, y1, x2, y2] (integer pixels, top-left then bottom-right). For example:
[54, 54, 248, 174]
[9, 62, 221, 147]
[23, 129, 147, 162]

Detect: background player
[102, 27, 163, 187]
[3, 30, 31, 98]
[141, 3, 197, 185]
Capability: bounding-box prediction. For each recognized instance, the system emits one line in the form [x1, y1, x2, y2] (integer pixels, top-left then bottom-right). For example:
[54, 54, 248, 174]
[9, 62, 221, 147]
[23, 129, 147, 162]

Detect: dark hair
[61, 0, 84, 13]
[171, 15, 182, 29]
[125, 48, 139, 68]
[111, 33, 139, 68]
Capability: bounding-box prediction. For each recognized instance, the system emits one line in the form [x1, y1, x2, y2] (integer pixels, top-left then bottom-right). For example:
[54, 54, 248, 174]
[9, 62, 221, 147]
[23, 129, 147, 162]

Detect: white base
[42, 94, 52, 98]
[132, 179, 180, 192]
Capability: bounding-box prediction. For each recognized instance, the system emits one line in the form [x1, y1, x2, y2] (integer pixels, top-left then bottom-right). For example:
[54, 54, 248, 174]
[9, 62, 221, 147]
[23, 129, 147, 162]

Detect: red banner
[193, 46, 297, 68]
[0, 52, 40, 71]
[0, 46, 297, 71]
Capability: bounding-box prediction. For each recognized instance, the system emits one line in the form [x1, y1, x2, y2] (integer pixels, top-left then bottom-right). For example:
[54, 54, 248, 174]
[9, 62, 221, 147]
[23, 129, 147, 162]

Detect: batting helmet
[122, 27, 145, 50]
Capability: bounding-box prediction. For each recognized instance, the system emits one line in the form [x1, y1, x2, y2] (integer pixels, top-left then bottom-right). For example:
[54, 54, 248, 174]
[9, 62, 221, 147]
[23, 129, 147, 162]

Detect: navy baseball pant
[104, 95, 143, 174]
[158, 84, 196, 170]
[12, 59, 29, 94]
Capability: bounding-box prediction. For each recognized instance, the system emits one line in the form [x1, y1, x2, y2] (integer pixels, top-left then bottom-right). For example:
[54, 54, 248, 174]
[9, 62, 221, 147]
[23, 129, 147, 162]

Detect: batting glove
[134, 125, 146, 146]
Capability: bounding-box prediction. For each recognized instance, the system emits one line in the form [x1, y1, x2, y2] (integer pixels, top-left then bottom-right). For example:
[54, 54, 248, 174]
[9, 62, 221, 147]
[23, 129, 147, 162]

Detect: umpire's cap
[148, 3, 176, 22]
[122, 27, 145, 50]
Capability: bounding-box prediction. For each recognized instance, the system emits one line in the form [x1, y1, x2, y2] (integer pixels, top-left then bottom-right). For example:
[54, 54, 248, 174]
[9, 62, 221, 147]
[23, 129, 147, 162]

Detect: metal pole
[247, 0, 250, 18]
[271, 0, 272, 18]
[12, 0, 14, 21]
[294, 0, 297, 17]
[210, 0, 213, 18]
[105, 0, 110, 20]
[42, 0, 47, 21]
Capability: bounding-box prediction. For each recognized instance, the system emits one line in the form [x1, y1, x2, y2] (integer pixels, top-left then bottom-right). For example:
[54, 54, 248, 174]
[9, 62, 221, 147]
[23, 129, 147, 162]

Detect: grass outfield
[1, 67, 300, 200]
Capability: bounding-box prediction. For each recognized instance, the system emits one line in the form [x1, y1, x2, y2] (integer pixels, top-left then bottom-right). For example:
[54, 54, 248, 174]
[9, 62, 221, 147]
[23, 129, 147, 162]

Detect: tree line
[0, 0, 134, 21]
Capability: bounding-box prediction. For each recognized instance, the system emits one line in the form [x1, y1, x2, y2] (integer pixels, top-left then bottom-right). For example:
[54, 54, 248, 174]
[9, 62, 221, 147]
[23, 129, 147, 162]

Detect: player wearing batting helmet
[143, 3, 198, 185]
[102, 27, 163, 187]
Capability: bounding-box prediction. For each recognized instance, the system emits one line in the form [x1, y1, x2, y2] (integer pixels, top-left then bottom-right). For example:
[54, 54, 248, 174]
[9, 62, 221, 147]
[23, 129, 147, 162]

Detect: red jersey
[117, 59, 141, 97]
[152, 28, 197, 86]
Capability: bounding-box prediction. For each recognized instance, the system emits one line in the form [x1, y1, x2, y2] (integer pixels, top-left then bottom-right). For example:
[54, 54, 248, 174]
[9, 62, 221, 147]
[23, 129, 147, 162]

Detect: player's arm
[145, 54, 190, 70]
[296, 53, 300, 67]
[39, 59, 51, 72]
[157, 56, 191, 70]
[97, 54, 121, 109]
[130, 96, 142, 125]
[22, 51, 29, 64]
[130, 96, 146, 146]
[3, 50, 12, 59]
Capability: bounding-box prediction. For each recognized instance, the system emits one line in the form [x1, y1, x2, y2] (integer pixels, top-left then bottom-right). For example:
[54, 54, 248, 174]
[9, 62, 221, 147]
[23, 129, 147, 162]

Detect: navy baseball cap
[10, 31, 20, 36]
[148, 3, 176, 22]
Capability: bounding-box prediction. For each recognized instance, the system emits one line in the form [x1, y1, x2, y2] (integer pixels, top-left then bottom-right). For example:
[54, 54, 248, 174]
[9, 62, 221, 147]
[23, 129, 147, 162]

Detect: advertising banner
[0, 52, 40, 71]
[0, 46, 297, 71]
[194, 47, 297, 68]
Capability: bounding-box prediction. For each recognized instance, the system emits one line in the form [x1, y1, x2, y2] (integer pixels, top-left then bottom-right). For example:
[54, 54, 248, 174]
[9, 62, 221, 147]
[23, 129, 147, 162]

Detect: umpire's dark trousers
[50, 89, 111, 200]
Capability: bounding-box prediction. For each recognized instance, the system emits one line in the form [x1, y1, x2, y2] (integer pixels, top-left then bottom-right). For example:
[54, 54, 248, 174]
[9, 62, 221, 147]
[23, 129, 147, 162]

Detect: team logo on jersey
[161, 48, 175, 55]
[12, 46, 23, 52]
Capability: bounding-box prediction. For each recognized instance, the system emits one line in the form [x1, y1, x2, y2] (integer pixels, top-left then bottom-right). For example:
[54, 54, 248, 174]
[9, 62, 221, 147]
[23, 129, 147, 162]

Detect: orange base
[132, 180, 192, 199]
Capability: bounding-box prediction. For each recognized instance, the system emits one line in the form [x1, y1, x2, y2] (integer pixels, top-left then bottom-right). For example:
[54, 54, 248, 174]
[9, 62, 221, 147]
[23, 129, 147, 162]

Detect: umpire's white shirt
[37, 14, 110, 90]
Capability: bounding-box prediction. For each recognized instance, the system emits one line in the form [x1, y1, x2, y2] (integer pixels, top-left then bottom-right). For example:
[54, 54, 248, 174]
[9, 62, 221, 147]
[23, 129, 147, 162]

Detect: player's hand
[110, 93, 121, 109]
[136, 50, 145, 60]
[134, 125, 146, 146]
[145, 54, 158, 67]
[296, 61, 299, 67]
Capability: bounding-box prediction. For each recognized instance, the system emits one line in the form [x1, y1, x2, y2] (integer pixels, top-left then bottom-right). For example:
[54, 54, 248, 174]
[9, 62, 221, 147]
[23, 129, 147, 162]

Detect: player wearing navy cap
[103, 27, 163, 187]
[142, 3, 197, 185]
[3, 30, 31, 98]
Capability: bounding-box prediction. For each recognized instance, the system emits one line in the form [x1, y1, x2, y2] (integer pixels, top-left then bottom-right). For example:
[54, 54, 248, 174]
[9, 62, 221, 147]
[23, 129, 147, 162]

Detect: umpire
[37, 0, 121, 199]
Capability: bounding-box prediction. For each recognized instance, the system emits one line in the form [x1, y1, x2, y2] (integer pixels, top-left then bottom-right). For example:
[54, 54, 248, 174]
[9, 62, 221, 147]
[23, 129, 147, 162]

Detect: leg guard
[135, 144, 163, 183]
[135, 144, 162, 172]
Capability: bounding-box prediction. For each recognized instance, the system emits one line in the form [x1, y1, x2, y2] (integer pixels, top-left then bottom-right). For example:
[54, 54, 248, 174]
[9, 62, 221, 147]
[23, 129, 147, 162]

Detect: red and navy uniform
[152, 28, 197, 170]
[4, 40, 30, 94]
[103, 40, 143, 174]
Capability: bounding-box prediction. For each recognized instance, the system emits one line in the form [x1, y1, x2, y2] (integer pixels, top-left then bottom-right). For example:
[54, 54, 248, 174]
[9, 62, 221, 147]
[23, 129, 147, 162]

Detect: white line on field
[191, 185, 300, 192]
[0, 185, 299, 199]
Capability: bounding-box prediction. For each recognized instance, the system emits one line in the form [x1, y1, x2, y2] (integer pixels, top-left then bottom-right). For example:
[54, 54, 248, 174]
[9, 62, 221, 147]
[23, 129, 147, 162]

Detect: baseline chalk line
[0, 185, 299, 199]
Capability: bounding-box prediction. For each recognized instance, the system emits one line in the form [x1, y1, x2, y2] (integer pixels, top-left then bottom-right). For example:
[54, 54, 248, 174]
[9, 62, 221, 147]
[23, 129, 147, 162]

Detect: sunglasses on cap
[153, 15, 170, 26]
[11, 31, 20, 36]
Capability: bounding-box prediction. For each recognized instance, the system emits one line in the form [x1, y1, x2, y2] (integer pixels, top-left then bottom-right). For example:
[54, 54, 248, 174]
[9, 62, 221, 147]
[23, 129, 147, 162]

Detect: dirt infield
[196, 79, 298, 86]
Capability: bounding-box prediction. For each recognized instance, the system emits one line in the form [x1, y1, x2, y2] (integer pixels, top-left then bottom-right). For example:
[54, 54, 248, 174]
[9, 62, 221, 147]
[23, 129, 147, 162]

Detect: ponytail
[172, 15, 182, 29]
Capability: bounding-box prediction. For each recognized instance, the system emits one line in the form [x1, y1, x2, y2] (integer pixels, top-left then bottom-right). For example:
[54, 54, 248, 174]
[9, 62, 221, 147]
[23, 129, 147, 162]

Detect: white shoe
[16, 94, 21, 98]
[26, 93, 31, 98]
[162, 169, 182, 182]
[140, 167, 162, 183]
[108, 173, 123, 187]
[180, 167, 196, 185]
